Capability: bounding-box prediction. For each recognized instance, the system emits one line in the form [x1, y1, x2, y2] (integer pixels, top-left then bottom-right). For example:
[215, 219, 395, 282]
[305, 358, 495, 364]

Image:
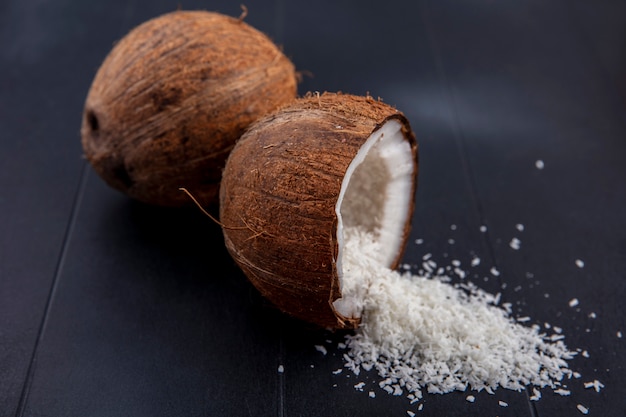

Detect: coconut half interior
[333, 119, 415, 319]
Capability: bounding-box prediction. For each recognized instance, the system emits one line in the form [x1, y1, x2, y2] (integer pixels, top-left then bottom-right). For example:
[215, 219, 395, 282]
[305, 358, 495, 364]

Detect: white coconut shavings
[584, 380, 604, 392]
[569, 298, 579, 307]
[499, 400, 508, 407]
[510, 238, 521, 250]
[618, 331, 623, 339]
[535, 160, 545, 169]
[575, 259, 585, 268]
[315, 345, 328, 355]
[277, 365, 284, 373]
[516, 224, 525, 232]
[577, 404, 589, 414]
[339, 227, 578, 402]
[466, 395, 475, 402]
[529, 387, 541, 401]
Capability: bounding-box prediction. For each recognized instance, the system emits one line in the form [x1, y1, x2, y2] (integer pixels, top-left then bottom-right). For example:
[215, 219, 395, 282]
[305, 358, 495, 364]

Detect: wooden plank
[11, 1, 286, 416]
[0, 0, 100, 414]
[20, 176, 282, 416]
[421, 1, 626, 416]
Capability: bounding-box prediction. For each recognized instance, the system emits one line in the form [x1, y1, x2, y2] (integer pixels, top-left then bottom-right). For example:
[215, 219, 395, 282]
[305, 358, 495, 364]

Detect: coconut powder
[338, 226, 577, 402]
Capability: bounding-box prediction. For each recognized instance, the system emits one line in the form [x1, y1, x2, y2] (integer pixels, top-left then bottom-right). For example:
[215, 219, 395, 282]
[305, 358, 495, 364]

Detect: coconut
[81, 9, 297, 207]
[219, 92, 418, 329]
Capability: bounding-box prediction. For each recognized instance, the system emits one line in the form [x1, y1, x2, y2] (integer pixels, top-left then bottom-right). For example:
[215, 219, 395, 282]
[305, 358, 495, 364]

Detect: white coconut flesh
[333, 119, 415, 319]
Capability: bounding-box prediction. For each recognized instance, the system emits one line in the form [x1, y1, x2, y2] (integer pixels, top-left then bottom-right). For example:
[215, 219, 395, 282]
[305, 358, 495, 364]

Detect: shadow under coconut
[101, 197, 249, 296]
[104, 197, 310, 331]
[125, 201, 226, 262]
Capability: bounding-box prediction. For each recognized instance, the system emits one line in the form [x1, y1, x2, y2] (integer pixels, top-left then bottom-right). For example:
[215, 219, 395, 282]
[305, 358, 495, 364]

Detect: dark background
[1, 0, 625, 416]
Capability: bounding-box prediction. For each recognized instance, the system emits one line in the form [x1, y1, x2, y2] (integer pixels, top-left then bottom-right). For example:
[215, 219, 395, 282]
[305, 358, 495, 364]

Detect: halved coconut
[219, 92, 418, 329]
[81, 10, 297, 207]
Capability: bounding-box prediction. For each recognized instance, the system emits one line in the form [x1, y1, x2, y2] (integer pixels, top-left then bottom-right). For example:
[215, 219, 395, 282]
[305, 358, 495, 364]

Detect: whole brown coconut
[81, 10, 297, 207]
[219, 92, 418, 329]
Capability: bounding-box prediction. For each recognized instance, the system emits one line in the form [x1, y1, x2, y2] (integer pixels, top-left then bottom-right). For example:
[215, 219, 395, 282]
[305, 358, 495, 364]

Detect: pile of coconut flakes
[313, 225, 606, 414]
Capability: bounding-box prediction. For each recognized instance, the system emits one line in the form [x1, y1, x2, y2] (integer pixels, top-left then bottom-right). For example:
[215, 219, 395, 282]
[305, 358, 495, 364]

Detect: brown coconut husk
[81, 10, 297, 207]
[219, 92, 418, 329]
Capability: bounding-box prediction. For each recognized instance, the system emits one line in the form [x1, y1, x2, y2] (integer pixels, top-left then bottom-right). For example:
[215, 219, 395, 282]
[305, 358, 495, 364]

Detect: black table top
[1, 1, 625, 416]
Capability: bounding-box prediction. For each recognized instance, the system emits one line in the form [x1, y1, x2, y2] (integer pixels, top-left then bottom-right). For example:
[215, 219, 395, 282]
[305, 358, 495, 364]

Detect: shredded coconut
[338, 227, 578, 402]
[577, 404, 589, 414]
[583, 380, 604, 392]
[530, 387, 541, 401]
[535, 160, 545, 169]
[315, 345, 328, 355]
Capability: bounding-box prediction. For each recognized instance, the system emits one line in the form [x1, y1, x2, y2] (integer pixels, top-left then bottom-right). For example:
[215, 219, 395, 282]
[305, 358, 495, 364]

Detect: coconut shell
[219, 92, 418, 329]
[81, 10, 297, 207]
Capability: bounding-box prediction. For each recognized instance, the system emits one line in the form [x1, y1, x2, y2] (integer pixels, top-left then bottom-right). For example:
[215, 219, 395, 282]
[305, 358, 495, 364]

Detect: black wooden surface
[1, 1, 625, 416]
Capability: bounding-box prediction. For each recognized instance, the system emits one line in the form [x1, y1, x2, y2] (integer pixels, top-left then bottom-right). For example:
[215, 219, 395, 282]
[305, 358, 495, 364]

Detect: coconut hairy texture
[219, 92, 418, 329]
[81, 10, 297, 207]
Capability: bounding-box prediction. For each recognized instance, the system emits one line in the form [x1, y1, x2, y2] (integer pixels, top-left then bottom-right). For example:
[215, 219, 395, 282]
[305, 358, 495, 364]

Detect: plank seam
[15, 162, 89, 417]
